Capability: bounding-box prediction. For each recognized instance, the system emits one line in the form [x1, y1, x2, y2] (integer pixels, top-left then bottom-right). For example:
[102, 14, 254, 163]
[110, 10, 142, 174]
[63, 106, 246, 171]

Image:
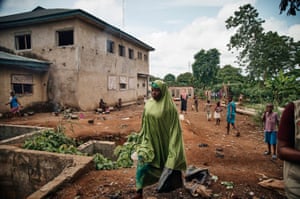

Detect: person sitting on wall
[99, 98, 109, 113]
[115, 98, 122, 111]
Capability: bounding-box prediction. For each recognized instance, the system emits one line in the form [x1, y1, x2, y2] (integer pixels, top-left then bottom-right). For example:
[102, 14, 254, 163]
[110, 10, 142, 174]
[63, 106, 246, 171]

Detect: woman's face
[151, 88, 162, 101]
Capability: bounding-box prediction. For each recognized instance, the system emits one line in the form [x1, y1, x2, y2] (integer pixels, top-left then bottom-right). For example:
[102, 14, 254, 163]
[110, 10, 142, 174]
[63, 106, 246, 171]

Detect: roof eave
[0, 59, 50, 71]
[0, 9, 155, 51]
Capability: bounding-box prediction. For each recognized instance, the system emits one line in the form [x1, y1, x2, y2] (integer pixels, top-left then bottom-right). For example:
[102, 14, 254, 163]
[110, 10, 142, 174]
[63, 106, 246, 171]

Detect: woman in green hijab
[133, 80, 187, 199]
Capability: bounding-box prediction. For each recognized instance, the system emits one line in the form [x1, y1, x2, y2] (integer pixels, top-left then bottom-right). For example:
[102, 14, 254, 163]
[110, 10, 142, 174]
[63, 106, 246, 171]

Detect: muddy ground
[1, 100, 286, 199]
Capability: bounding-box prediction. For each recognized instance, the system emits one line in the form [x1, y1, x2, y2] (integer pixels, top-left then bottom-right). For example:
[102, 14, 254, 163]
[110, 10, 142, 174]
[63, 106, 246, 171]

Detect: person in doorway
[133, 80, 187, 199]
[277, 100, 300, 199]
[205, 100, 212, 121]
[5, 91, 21, 117]
[214, 101, 222, 125]
[262, 103, 279, 159]
[226, 96, 240, 137]
[180, 90, 188, 114]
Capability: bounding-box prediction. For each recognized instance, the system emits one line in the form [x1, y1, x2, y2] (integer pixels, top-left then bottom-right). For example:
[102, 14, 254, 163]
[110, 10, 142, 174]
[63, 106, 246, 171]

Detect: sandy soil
[1, 100, 286, 199]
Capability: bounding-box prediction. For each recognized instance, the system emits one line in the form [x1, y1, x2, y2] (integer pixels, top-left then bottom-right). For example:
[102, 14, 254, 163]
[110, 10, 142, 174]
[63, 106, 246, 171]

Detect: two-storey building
[0, 6, 154, 112]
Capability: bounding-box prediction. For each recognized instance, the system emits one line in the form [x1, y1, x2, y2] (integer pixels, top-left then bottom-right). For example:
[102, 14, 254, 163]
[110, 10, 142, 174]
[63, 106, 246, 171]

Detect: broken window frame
[118, 44, 125, 57]
[128, 48, 134, 59]
[107, 40, 115, 53]
[56, 29, 74, 46]
[11, 74, 33, 95]
[15, 32, 31, 50]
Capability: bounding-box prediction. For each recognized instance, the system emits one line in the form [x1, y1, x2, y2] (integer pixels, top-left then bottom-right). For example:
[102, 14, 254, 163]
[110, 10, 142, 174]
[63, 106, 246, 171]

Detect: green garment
[136, 80, 187, 190]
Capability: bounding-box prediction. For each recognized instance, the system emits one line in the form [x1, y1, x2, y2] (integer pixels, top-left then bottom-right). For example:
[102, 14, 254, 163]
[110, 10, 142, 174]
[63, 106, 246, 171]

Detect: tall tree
[163, 73, 176, 86]
[216, 65, 244, 84]
[176, 72, 193, 86]
[225, 4, 265, 69]
[247, 31, 297, 81]
[226, 4, 299, 81]
[192, 48, 220, 89]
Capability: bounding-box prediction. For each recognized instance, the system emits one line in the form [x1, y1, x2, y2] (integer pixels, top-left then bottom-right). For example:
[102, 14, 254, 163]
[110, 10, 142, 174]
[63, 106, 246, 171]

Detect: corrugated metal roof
[0, 51, 50, 71]
[0, 6, 155, 51]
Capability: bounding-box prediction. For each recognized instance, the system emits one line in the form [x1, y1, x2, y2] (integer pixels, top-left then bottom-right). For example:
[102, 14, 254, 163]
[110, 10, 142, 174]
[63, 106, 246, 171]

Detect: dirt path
[1, 100, 285, 199]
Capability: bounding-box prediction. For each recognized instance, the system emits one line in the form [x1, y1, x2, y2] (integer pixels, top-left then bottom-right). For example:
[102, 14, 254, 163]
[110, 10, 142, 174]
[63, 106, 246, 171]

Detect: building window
[11, 74, 33, 94]
[107, 40, 114, 53]
[108, 76, 117, 90]
[128, 48, 134, 59]
[57, 29, 74, 46]
[119, 76, 127, 90]
[144, 54, 148, 62]
[138, 52, 142, 60]
[119, 45, 125, 57]
[15, 33, 31, 50]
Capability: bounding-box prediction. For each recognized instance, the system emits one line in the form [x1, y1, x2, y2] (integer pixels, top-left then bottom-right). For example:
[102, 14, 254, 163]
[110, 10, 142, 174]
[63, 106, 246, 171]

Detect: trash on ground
[184, 165, 213, 198]
[221, 181, 234, 189]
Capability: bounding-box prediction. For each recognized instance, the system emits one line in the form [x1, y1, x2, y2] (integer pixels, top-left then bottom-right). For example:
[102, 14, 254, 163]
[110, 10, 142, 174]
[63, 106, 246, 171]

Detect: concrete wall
[169, 86, 194, 99]
[77, 140, 116, 160]
[0, 145, 73, 199]
[0, 66, 48, 113]
[0, 124, 46, 141]
[0, 145, 93, 199]
[0, 17, 151, 111]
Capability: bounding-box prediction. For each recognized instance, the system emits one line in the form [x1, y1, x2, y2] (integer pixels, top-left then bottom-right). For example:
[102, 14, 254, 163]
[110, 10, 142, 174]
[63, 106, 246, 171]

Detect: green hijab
[136, 80, 187, 170]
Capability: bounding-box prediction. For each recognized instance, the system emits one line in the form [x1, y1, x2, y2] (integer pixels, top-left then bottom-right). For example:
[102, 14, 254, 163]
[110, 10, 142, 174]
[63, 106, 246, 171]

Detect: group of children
[204, 99, 222, 125]
[192, 96, 279, 159]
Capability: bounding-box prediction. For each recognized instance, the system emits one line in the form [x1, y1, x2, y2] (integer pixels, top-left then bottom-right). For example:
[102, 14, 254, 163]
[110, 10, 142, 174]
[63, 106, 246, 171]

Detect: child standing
[214, 101, 222, 125]
[193, 95, 199, 112]
[262, 103, 279, 160]
[204, 100, 212, 121]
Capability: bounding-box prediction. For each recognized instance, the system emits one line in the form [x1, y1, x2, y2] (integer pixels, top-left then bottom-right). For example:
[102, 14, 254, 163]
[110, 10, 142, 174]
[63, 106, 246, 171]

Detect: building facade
[0, 6, 154, 111]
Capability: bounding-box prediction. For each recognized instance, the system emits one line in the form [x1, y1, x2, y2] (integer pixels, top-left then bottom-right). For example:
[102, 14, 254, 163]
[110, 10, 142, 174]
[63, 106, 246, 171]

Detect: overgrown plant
[93, 132, 139, 170]
[23, 129, 84, 155]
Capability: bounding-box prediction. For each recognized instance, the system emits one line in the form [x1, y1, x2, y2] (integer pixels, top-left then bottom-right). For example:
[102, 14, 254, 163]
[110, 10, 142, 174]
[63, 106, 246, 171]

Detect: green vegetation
[93, 132, 139, 170]
[151, 3, 299, 108]
[23, 128, 140, 170]
[23, 129, 84, 155]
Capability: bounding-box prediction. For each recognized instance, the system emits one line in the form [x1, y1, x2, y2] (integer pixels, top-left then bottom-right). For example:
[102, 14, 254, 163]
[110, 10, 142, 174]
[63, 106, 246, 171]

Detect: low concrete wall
[0, 145, 93, 199]
[0, 124, 46, 141]
[78, 140, 116, 160]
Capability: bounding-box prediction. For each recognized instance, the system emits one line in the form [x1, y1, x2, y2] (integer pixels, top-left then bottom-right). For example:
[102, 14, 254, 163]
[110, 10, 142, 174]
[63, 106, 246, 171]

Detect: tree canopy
[192, 48, 220, 89]
[226, 4, 300, 82]
[279, 0, 300, 15]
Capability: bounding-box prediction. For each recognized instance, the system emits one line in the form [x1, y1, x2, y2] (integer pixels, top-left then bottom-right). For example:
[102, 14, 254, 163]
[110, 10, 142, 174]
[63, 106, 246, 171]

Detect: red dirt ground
[1, 100, 286, 199]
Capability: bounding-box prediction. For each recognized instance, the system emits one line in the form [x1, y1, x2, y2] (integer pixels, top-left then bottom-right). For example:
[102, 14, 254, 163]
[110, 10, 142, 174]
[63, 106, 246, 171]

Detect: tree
[216, 65, 244, 85]
[226, 4, 300, 81]
[225, 4, 265, 70]
[279, 0, 300, 16]
[192, 48, 220, 89]
[265, 70, 299, 106]
[176, 72, 193, 86]
[247, 31, 297, 81]
[163, 73, 176, 86]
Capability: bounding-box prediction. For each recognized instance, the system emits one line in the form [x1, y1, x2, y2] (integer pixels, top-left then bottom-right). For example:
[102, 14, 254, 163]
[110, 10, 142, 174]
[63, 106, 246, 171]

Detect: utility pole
[122, 0, 125, 29]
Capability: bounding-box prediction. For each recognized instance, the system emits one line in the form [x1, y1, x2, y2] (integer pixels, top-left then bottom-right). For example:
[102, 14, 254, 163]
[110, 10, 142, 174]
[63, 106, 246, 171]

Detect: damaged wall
[0, 17, 151, 111]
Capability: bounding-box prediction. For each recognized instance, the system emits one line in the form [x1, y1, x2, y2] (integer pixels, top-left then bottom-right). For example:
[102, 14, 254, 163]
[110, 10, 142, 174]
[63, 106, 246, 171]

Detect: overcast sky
[0, 0, 299, 78]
